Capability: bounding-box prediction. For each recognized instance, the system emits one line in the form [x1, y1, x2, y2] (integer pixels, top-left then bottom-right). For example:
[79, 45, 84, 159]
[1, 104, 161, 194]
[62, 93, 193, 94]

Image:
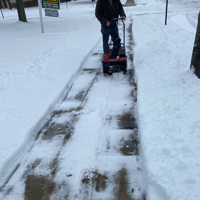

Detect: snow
[132, 0, 200, 199]
[0, 1, 100, 184]
[170, 14, 196, 33]
[1, 0, 200, 199]
[53, 52, 145, 199]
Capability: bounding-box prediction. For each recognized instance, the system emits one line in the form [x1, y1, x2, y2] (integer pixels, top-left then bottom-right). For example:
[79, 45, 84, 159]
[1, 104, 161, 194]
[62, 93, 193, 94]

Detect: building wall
[1, 0, 66, 9]
[11, 0, 38, 8]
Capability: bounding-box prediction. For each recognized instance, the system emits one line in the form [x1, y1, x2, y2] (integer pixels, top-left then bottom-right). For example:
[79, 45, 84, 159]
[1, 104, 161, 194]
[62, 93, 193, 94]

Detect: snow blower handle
[110, 18, 124, 21]
[110, 18, 125, 25]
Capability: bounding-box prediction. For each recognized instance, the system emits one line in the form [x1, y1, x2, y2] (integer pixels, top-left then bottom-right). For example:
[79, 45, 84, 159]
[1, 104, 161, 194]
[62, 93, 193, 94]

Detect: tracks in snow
[0, 18, 146, 200]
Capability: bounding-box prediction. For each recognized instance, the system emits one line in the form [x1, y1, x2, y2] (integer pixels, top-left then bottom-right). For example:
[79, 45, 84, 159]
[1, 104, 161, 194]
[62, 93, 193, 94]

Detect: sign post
[92, 0, 95, 8]
[0, 9, 4, 19]
[38, 0, 60, 32]
[0, 2, 4, 19]
[38, 0, 44, 33]
[165, 0, 168, 25]
[42, 0, 60, 18]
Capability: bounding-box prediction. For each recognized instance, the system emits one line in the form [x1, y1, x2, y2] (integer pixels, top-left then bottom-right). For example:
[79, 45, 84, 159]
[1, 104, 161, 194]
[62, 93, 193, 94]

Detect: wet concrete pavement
[0, 7, 146, 200]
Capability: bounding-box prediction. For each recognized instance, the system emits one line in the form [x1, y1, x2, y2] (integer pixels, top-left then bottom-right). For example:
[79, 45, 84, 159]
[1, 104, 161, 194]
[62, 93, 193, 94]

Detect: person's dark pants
[101, 23, 120, 53]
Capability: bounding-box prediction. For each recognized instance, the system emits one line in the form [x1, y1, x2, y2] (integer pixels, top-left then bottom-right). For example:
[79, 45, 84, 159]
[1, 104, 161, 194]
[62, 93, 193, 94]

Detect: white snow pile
[132, 0, 200, 199]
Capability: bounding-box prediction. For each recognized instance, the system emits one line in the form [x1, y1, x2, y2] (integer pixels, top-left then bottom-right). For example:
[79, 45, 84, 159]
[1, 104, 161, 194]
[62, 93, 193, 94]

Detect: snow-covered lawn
[132, 0, 200, 199]
[0, 1, 100, 184]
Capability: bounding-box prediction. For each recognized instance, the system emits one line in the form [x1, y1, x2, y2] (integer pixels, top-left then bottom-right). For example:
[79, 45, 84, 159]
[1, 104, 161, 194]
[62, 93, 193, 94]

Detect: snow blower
[102, 18, 127, 75]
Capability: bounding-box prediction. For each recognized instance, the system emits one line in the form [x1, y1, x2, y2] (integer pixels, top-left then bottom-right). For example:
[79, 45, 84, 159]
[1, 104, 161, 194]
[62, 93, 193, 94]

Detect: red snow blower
[102, 18, 127, 75]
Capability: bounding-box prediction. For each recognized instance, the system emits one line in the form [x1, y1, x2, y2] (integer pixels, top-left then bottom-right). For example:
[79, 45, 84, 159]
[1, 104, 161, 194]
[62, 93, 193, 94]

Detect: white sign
[45, 9, 59, 17]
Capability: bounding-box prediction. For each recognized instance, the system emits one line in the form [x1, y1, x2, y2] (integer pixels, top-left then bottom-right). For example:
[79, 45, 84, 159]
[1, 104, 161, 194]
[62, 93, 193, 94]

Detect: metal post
[0, 1, 4, 19]
[0, 8, 3, 19]
[165, 0, 168, 25]
[122, 20, 125, 47]
[91, 0, 94, 8]
[38, 0, 44, 33]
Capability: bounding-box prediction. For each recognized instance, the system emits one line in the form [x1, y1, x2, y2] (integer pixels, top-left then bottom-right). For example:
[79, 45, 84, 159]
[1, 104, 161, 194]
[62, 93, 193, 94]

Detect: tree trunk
[16, 0, 27, 22]
[191, 12, 200, 78]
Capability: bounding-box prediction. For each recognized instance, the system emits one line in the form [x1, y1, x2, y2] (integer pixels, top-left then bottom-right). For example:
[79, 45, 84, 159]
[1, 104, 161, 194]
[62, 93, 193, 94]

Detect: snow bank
[0, 1, 101, 185]
[132, 1, 200, 199]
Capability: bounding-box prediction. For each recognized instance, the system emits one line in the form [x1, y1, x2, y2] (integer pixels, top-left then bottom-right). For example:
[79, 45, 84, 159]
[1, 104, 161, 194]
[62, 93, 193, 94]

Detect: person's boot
[110, 38, 121, 59]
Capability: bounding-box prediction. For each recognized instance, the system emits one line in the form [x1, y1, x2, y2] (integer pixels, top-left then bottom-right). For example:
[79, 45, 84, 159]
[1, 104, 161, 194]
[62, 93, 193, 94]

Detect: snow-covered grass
[132, 0, 200, 199]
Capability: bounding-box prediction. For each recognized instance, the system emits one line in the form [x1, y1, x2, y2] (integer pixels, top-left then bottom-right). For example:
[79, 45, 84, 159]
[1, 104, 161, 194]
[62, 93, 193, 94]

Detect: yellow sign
[43, 0, 58, 3]
[42, 0, 60, 9]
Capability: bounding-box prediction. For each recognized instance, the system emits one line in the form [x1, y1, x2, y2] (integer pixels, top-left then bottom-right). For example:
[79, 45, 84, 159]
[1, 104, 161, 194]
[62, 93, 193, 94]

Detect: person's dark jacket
[95, 0, 126, 27]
